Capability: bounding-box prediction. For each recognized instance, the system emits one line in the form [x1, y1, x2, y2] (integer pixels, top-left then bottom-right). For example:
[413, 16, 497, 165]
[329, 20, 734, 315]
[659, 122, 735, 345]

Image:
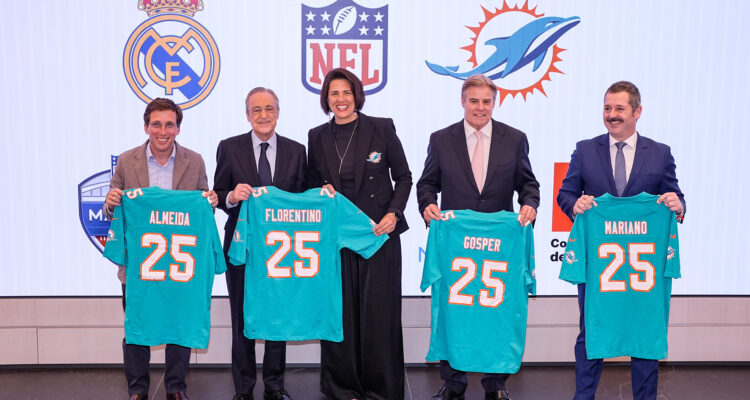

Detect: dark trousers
[121, 285, 191, 395]
[440, 360, 509, 393]
[574, 284, 659, 400]
[226, 262, 287, 394]
[320, 239, 405, 400]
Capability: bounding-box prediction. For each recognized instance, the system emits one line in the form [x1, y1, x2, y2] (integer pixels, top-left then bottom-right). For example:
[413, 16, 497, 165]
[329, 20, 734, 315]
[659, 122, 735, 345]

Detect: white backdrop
[0, 0, 747, 296]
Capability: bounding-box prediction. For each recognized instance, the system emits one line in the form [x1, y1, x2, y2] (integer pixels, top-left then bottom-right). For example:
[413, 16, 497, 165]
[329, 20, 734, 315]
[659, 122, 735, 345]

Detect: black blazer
[417, 119, 540, 216]
[214, 132, 307, 253]
[307, 113, 412, 237]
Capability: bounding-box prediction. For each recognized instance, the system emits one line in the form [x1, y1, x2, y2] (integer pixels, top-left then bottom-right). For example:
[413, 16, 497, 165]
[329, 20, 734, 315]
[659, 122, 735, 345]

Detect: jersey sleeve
[208, 207, 227, 275]
[524, 224, 537, 295]
[335, 194, 388, 259]
[103, 205, 126, 266]
[664, 211, 681, 279]
[227, 200, 251, 266]
[420, 220, 443, 292]
[559, 214, 587, 285]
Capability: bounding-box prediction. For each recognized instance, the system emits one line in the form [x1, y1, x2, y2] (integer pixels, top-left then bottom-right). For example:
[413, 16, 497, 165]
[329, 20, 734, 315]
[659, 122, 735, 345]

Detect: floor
[0, 364, 747, 400]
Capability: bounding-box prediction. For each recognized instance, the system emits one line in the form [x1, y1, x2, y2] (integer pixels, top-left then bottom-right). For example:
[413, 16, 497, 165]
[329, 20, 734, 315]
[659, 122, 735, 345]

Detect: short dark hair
[245, 87, 280, 112]
[606, 81, 641, 111]
[319, 68, 365, 114]
[143, 98, 183, 126]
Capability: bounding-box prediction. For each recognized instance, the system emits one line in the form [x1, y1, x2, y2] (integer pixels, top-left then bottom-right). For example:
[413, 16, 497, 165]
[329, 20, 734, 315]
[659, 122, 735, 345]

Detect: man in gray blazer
[104, 98, 217, 400]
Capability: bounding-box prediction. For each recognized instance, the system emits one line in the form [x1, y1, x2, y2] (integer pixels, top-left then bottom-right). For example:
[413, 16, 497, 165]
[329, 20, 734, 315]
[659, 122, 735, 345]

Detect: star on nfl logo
[301, 0, 388, 95]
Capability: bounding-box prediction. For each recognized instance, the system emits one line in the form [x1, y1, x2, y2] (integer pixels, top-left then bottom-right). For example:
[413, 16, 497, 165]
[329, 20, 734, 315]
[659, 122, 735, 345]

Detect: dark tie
[614, 141, 626, 196]
[258, 142, 272, 187]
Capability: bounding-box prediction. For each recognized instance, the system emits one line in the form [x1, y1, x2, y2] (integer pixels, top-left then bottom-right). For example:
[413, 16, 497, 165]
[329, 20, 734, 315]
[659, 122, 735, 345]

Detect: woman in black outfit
[306, 68, 412, 400]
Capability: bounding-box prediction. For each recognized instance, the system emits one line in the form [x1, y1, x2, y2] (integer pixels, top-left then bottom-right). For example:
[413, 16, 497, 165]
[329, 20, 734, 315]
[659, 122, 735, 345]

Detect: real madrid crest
[123, 0, 220, 110]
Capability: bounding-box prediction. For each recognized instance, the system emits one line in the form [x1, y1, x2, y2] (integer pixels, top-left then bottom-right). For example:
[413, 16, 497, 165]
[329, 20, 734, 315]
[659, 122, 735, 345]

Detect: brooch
[366, 151, 382, 164]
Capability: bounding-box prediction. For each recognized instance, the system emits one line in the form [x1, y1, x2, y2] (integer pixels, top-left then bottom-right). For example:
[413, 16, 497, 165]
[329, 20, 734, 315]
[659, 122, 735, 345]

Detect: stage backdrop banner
[0, 0, 747, 296]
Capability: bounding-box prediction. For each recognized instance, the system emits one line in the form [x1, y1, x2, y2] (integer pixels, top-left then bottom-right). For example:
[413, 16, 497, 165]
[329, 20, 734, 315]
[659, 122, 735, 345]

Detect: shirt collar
[145, 142, 176, 162]
[251, 131, 277, 149]
[609, 131, 638, 148]
[463, 120, 492, 139]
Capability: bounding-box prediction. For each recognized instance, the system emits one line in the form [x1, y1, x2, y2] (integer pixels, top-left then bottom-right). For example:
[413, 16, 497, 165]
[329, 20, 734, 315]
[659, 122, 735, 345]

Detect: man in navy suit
[557, 81, 685, 400]
[417, 74, 540, 400]
[214, 87, 306, 400]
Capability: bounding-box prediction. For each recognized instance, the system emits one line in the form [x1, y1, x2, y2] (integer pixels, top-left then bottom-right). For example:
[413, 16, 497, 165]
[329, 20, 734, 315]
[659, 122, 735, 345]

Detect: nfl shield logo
[301, 0, 388, 95]
[78, 156, 118, 253]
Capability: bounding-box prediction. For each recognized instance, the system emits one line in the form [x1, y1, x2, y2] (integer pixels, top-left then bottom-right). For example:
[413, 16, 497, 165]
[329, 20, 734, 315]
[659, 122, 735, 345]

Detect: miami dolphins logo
[123, 0, 220, 110]
[425, 2, 580, 104]
[564, 250, 578, 264]
[366, 151, 382, 164]
[666, 246, 676, 260]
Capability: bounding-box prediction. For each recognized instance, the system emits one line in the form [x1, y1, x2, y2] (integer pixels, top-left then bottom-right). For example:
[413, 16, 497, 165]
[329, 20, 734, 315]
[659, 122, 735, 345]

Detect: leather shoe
[432, 384, 465, 400]
[485, 389, 511, 400]
[166, 392, 190, 400]
[232, 394, 254, 400]
[264, 389, 293, 400]
[128, 395, 148, 400]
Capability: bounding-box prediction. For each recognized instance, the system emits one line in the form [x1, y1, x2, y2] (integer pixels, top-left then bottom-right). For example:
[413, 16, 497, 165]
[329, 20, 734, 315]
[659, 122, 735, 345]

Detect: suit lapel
[172, 142, 189, 190]
[453, 121, 478, 193]
[352, 114, 374, 194]
[320, 120, 342, 188]
[239, 132, 260, 187]
[134, 142, 150, 188]
[596, 134, 618, 195]
[624, 134, 648, 196]
[484, 120, 506, 194]
[273, 134, 289, 186]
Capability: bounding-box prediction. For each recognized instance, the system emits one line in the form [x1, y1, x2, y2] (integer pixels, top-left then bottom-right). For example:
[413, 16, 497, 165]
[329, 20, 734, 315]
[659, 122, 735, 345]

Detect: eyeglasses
[149, 121, 178, 132]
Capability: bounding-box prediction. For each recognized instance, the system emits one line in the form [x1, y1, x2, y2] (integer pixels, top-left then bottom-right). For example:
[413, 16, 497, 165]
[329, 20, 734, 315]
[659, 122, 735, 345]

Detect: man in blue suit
[557, 81, 685, 400]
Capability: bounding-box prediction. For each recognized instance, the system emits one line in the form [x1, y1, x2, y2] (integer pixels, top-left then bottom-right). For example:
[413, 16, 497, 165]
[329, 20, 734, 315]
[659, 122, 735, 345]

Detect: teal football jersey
[103, 187, 227, 349]
[421, 210, 536, 373]
[560, 192, 680, 360]
[228, 186, 388, 342]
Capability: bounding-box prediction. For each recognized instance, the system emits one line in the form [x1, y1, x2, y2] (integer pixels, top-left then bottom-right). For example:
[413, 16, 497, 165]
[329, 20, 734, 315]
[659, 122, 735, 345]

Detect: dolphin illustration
[426, 16, 580, 80]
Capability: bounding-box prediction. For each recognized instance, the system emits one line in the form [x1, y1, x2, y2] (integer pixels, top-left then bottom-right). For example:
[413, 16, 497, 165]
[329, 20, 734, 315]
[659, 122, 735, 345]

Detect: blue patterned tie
[614, 142, 626, 196]
[258, 142, 272, 187]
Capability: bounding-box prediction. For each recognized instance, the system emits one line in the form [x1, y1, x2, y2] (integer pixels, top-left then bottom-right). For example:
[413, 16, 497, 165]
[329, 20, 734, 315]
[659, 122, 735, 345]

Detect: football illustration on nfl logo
[333, 6, 357, 35]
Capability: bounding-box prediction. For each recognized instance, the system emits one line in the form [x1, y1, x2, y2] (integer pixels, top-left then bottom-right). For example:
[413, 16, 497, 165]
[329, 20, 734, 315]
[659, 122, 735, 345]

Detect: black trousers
[320, 238, 405, 400]
[226, 262, 287, 394]
[440, 360, 509, 393]
[121, 285, 191, 395]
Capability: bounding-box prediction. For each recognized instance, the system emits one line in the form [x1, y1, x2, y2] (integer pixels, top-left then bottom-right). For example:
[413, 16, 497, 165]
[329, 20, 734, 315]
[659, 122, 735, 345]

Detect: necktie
[471, 131, 484, 191]
[258, 142, 272, 187]
[614, 141, 626, 196]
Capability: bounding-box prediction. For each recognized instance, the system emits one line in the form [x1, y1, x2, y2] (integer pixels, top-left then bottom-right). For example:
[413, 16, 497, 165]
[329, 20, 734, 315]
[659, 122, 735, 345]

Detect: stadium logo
[301, 0, 388, 95]
[123, 0, 220, 110]
[78, 156, 119, 253]
[425, 1, 580, 105]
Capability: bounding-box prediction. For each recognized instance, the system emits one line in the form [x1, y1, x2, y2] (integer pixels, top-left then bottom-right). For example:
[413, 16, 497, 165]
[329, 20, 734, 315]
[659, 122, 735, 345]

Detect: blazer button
[369, 176, 374, 181]
[370, 194, 375, 198]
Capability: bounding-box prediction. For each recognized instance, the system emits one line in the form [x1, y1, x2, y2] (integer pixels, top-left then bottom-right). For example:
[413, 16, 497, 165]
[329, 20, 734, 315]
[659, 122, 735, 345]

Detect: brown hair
[143, 98, 183, 126]
[319, 68, 365, 114]
[606, 81, 641, 111]
[461, 74, 497, 101]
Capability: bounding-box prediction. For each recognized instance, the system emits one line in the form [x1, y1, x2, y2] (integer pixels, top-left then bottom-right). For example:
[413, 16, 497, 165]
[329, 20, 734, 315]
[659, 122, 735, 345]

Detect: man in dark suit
[104, 98, 218, 400]
[214, 87, 306, 400]
[556, 81, 685, 400]
[417, 74, 540, 400]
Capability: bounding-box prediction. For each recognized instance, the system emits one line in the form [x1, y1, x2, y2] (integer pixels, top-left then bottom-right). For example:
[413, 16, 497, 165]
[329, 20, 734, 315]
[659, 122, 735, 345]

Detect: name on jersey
[149, 211, 190, 226]
[464, 236, 501, 252]
[265, 208, 322, 223]
[604, 220, 647, 235]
